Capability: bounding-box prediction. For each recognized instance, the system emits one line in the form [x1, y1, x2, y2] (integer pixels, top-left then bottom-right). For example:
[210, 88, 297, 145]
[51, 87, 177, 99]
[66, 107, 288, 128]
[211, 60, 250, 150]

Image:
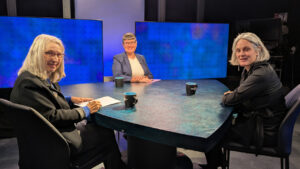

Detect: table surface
[61, 80, 233, 151]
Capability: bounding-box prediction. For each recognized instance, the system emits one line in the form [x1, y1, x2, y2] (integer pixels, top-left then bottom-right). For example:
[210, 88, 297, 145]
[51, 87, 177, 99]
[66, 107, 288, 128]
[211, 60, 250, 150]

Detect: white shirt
[128, 56, 144, 77]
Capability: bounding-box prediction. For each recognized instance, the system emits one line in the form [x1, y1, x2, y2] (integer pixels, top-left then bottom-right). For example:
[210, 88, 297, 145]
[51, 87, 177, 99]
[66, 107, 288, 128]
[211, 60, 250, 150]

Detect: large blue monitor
[135, 22, 229, 79]
[0, 16, 103, 88]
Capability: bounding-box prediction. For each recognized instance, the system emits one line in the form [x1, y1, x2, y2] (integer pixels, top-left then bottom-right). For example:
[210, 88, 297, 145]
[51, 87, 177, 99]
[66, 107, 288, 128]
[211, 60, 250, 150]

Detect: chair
[222, 84, 300, 169]
[0, 99, 104, 169]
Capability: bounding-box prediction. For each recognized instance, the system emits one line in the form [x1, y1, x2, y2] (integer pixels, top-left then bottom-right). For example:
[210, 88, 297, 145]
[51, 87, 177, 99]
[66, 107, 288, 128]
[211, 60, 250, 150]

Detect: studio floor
[1, 116, 300, 169]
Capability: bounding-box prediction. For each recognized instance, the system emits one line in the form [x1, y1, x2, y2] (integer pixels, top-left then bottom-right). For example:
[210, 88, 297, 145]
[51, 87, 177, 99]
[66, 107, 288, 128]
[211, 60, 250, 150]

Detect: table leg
[127, 136, 176, 169]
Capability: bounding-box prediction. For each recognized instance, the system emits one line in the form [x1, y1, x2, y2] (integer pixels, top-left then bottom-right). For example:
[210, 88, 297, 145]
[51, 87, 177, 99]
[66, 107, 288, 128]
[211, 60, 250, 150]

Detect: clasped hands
[71, 96, 102, 114]
[131, 76, 152, 83]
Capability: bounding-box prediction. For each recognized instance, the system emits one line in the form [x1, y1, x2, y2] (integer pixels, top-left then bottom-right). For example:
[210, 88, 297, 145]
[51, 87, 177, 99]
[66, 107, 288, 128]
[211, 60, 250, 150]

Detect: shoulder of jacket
[114, 53, 126, 58]
[17, 71, 45, 87]
[136, 53, 145, 59]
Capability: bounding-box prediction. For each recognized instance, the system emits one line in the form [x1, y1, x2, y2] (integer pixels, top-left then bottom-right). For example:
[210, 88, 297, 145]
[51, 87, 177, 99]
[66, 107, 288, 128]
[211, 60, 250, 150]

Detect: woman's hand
[87, 101, 102, 114]
[71, 96, 93, 104]
[131, 76, 143, 82]
[138, 76, 152, 83]
[224, 91, 233, 95]
[131, 76, 152, 83]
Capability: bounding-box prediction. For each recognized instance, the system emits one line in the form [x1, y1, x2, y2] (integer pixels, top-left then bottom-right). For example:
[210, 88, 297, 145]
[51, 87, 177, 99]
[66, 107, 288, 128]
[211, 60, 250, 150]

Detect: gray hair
[18, 34, 66, 82]
[122, 32, 136, 43]
[229, 32, 270, 65]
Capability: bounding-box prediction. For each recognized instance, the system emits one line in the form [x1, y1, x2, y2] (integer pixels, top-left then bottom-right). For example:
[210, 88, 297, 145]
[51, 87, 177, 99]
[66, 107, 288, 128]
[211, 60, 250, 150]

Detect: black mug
[124, 92, 138, 108]
[186, 82, 198, 96]
[115, 77, 124, 88]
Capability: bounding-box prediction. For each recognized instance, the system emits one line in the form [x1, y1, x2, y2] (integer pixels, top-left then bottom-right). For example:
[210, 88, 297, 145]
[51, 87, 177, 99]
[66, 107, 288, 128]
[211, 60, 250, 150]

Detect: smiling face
[122, 39, 137, 55]
[235, 39, 258, 71]
[43, 42, 64, 75]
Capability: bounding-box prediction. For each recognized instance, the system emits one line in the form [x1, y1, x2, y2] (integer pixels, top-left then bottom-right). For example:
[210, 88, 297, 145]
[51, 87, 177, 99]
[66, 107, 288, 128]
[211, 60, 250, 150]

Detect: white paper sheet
[76, 96, 121, 107]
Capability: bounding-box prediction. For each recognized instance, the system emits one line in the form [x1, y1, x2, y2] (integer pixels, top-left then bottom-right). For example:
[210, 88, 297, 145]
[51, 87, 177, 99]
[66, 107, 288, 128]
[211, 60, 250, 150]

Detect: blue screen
[135, 22, 229, 79]
[0, 16, 103, 88]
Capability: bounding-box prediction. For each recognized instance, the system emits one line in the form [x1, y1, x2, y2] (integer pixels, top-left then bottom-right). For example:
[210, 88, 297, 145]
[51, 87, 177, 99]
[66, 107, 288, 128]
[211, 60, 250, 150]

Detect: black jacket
[10, 71, 85, 149]
[222, 61, 286, 147]
[222, 61, 285, 112]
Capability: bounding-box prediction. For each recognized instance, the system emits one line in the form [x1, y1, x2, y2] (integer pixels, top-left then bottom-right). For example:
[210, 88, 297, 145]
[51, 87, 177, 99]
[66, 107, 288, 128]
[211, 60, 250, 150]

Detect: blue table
[61, 80, 233, 169]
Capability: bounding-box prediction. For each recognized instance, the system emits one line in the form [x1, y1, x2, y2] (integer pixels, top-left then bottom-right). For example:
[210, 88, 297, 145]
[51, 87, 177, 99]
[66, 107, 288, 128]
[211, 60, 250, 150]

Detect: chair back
[278, 85, 300, 155]
[285, 84, 300, 109]
[104, 76, 113, 82]
[0, 99, 70, 169]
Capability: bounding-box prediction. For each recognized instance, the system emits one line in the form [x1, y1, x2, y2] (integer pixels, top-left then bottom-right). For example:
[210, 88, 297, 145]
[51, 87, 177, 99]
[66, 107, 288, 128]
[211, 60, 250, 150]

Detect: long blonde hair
[229, 32, 270, 66]
[18, 34, 66, 82]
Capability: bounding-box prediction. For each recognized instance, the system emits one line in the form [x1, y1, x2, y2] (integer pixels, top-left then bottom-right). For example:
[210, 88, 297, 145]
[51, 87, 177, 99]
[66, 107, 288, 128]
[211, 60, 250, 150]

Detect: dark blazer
[222, 61, 285, 113]
[112, 52, 153, 82]
[222, 61, 286, 147]
[10, 71, 85, 149]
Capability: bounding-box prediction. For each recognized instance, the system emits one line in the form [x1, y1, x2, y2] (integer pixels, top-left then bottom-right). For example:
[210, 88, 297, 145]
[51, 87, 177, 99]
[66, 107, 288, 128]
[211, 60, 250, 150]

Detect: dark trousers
[73, 121, 126, 169]
[204, 144, 223, 169]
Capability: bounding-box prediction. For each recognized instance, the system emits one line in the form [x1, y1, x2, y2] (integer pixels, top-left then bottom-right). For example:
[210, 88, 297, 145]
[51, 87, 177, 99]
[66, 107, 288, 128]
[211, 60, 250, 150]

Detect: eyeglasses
[124, 41, 137, 45]
[44, 51, 65, 58]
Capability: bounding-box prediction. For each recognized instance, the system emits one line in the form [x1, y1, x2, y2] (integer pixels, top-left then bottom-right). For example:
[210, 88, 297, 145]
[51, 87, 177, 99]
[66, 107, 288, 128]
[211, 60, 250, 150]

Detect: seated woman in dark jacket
[203, 32, 287, 169]
[112, 32, 153, 82]
[10, 34, 127, 169]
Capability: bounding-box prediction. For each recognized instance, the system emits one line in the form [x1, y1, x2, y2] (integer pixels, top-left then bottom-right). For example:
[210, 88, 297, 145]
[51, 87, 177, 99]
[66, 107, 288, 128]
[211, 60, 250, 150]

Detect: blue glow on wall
[135, 22, 229, 80]
[0, 16, 103, 88]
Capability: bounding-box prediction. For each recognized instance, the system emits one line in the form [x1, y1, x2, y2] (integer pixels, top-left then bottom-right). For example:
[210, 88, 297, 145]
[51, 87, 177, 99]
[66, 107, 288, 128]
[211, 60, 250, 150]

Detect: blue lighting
[0, 16, 103, 88]
[135, 22, 229, 80]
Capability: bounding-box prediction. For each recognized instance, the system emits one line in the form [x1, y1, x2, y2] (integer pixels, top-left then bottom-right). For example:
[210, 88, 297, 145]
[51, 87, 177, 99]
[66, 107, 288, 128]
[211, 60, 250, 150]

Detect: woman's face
[235, 39, 258, 71]
[123, 39, 137, 54]
[43, 42, 64, 74]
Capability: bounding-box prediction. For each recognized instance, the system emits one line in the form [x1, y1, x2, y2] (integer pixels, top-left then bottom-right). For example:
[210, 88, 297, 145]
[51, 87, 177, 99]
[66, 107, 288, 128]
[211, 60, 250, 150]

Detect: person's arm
[70, 96, 93, 104]
[139, 55, 153, 79]
[70, 96, 94, 117]
[222, 70, 268, 106]
[82, 106, 91, 117]
[144, 62, 153, 79]
[112, 55, 132, 82]
[65, 96, 72, 106]
[66, 96, 101, 118]
[10, 78, 86, 127]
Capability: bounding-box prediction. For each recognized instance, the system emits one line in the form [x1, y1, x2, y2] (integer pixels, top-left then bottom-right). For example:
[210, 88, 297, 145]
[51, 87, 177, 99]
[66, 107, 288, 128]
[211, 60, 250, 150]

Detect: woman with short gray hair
[202, 32, 287, 169]
[229, 32, 270, 66]
[113, 32, 153, 82]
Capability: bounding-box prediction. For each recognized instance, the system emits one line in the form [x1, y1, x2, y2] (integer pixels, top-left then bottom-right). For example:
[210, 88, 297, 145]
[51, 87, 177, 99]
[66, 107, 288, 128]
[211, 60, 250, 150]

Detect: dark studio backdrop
[0, 0, 299, 137]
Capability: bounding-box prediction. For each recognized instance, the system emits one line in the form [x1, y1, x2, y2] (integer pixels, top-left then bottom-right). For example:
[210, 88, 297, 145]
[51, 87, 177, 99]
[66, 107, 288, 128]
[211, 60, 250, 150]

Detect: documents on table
[76, 96, 121, 107]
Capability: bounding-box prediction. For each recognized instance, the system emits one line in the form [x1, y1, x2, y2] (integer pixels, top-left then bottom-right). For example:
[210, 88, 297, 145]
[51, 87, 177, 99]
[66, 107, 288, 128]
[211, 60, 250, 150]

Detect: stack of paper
[76, 96, 121, 107]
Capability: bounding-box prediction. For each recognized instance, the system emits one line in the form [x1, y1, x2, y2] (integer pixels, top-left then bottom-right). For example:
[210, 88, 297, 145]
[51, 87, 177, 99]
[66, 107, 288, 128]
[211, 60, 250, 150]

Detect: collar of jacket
[241, 61, 269, 80]
[243, 61, 269, 73]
